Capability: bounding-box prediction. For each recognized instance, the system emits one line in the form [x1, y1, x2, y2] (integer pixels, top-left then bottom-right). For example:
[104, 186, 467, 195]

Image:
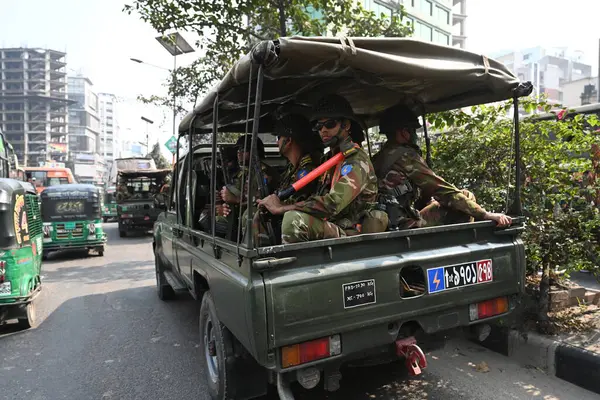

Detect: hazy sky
[1, 0, 599, 153]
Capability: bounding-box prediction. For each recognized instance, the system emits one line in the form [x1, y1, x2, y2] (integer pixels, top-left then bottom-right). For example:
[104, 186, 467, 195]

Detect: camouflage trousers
[419, 189, 477, 227]
[280, 211, 346, 244]
[280, 209, 388, 244]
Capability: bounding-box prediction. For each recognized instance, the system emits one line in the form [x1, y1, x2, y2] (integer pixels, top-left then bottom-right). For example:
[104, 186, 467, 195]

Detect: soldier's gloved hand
[484, 212, 512, 227]
[219, 204, 231, 217]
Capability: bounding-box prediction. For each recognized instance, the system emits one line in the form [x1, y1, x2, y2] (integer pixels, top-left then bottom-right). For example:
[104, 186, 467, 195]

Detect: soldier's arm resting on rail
[399, 150, 511, 226]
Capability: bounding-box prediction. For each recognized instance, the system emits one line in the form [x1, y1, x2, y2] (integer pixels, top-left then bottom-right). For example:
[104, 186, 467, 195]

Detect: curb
[478, 328, 600, 395]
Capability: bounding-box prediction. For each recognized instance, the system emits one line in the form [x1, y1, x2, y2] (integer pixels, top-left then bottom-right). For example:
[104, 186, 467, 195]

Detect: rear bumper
[0, 285, 42, 307]
[267, 292, 521, 373]
[119, 216, 157, 230]
[43, 238, 106, 252]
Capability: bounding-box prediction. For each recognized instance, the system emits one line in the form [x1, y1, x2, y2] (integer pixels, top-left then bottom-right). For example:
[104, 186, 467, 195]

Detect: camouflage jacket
[228, 161, 280, 205]
[293, 137, 378, 229]
[279, 154, 319, 205]
[372, 141, 487, 222]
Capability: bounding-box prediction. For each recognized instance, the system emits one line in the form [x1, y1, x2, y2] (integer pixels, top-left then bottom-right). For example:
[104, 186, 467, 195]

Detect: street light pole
[141, 116, 154, 156]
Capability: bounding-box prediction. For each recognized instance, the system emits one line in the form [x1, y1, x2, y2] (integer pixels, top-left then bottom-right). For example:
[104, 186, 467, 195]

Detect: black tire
[42, 251, 49, 261]
[98, 247, 105, 257]
[155, 257, 175, 301]
[199, 292, 239, 400]
[103, 217, 108, 223]
[17, 300, 36, 330]
[119, 230, 126, 238]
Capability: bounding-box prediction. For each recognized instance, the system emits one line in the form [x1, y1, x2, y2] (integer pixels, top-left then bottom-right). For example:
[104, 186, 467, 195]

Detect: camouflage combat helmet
[235, 134, 265, 159]
[310, 94, 358, 124]
[379, 104, 422, 134]
[273, 114, 324, 153]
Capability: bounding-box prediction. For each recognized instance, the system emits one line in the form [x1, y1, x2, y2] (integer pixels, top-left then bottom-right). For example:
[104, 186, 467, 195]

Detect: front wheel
[42, 251, 49, 261]
[103, 217, 108, 223]
[199, 292, 240, 400]
[17, 301, 36, 330]
[119, 230, 126, 238]
[98, 247, 105, 257]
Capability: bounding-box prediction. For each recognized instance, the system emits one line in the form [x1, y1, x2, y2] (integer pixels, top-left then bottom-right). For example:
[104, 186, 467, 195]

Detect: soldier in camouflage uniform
[258, 94, 386, 243]
[251, 113, 323, 245]
[372, 104, 512, 228]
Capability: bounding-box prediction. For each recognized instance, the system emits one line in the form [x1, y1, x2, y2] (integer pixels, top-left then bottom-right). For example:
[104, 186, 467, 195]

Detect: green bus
[41, 184, 107, 259]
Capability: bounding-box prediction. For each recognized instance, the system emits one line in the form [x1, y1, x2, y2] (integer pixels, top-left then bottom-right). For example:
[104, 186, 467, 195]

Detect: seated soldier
[250, 113, 323, 246]
[372, 104, 511, 229]
[218, 134, 280, 237]
[258, 94, 386, 243]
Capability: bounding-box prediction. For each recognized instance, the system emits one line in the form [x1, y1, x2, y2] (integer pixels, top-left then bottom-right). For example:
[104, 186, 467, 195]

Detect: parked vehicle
[108, 157, 157, 187]
[0, 179, 43, 329]
[153, 37, 532, 399]
[116, 169, 171, 237]
[41, 184, 106, 259]
[102, 186, 117, 222]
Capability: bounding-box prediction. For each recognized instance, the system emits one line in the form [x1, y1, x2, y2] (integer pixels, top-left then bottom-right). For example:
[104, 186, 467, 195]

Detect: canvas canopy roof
[179, 36, 532, 135]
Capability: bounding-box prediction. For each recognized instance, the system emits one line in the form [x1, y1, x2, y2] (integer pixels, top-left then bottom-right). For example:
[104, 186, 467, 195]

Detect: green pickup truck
[153, 37, 532, 400]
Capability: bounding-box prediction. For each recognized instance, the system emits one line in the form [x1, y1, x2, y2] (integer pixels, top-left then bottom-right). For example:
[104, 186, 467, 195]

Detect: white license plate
[0, 282, 11, 296]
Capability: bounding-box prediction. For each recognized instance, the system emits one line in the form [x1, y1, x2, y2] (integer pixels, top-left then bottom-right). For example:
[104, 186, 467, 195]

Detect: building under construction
[0, 48, 71, 166]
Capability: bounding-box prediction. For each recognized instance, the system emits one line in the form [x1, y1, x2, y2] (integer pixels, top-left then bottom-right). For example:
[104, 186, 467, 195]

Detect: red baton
[278, 152, 345, 201]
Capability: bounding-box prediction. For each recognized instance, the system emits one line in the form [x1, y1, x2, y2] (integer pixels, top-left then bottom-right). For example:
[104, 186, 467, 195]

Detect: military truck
[108, 156, 156, 186]
[116, 169, 171, 237]
[152, 37, 532, 399]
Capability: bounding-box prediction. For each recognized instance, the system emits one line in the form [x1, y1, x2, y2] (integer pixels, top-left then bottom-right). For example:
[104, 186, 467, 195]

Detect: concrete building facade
[494, 46, 593, 104]
[98, 93, 120, 171]
[356, 0, 467, 48]
[67, 75, 105, 184]
[561, 76, 599, 107]
[0, 48, 70, 166]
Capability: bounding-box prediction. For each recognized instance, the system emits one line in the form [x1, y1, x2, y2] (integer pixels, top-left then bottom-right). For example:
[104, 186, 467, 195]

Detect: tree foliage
[124, 0, 413, 115]
[149, 142, 171, 169]
[429, 99, 600, 325]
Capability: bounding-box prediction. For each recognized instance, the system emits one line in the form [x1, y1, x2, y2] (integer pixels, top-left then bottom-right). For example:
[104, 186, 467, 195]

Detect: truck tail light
[469, 296, 509, 321]
[281, 335, 341, 368]
[0, 261, 6, 283]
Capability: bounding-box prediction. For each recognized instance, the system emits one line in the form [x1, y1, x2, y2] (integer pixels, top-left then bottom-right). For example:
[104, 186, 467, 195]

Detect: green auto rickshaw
[0, 178, 43, 329]
[102, 186, 117, 222]
[41, 184, 106, 259]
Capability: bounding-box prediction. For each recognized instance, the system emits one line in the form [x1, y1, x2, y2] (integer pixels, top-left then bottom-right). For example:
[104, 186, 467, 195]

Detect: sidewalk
[480, 305, 600, 395]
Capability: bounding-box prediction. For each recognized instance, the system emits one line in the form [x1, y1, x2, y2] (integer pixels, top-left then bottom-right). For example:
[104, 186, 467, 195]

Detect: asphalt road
[1, 224, 598, 400]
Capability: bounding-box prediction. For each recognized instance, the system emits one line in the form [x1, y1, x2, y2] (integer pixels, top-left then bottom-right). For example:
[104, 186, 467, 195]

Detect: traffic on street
[1, 223, 597, 400]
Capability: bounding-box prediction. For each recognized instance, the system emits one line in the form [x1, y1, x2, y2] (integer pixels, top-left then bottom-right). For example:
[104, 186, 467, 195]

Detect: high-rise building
[0, 48, 70, 166]
[358, 0, 466, 48]
[67, 75, 105, 183]
[98, 93, 120, 168]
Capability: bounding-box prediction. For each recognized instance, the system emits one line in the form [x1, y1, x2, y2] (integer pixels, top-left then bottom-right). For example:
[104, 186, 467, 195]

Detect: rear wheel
[155, 257, 175, 301]
[103, 217, 108, 223]
[17, 300, 36, 330]
[119, 230, 126, 238]
[42, 251, 49, 261]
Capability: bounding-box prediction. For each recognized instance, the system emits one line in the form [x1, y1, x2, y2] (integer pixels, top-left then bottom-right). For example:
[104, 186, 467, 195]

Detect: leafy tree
[429, 99, 600, 330]
[124, 0, 413, 115]
[149, 142, 171, 169]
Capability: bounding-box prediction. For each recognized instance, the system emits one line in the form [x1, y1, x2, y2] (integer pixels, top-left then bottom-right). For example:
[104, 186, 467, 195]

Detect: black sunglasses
[312, 119, 339, 132]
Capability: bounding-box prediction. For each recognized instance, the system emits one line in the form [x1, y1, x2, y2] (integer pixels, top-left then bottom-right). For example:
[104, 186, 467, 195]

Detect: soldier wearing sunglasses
[258, 94, 387, 243]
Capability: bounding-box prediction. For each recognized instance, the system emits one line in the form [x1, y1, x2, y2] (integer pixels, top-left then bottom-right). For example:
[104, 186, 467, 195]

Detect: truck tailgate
[261, 225, 524, 348]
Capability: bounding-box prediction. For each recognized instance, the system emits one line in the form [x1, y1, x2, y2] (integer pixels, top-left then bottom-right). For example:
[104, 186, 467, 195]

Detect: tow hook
[395, 336, 427, 376]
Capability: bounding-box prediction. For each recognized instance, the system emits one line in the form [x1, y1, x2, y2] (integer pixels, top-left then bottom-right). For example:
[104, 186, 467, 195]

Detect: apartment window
[523, 53, 530, 61]
[436, 6, 449, 24]
[421, 0, 432, 16]
[416, 21, 432, 41]
[434, 31, 449, 45]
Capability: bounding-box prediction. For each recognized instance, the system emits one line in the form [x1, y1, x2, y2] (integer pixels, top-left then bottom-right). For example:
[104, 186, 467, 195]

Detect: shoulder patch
[296, 169, 308, 180]
[340, 164, 353, 176]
